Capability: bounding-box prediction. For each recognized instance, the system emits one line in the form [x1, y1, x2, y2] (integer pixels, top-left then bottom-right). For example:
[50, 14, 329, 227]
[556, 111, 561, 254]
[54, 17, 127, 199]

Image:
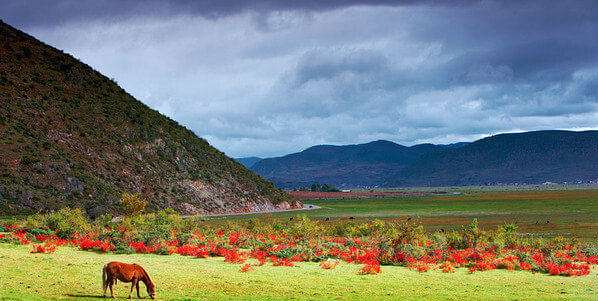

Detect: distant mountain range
[243, 140, 468, 188]
[385, 130, 598, 187]
[236, 157, 262, 169]
[239, 131, 598, 188]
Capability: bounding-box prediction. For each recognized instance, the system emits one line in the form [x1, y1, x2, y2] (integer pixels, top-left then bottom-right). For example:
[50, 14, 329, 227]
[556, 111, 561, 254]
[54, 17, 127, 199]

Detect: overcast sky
[3, 0, 598, 157]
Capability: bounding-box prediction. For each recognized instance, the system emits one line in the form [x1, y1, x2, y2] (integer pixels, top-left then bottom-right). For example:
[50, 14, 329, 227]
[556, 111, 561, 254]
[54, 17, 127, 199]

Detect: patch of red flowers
[3, 225, 598, 278]
[357, 259, 381, 275]
[79, 238, 113, 253]
[270, 255, 295, 267]
[224, 249, 247, 264]
[30, 244, 56, 253]
[240, 263, 254, 272]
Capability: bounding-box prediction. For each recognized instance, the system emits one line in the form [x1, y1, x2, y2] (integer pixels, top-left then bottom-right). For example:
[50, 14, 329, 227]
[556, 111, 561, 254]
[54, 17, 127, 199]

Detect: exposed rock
[86, 205, 108, 219]
[65, 177, 84, 192]
[17, 190, 34, 206]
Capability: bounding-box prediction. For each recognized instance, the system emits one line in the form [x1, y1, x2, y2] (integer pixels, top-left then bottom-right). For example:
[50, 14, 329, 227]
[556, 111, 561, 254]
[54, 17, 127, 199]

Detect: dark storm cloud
[2, 0, 597, 157]
[2, 0, 481, 28]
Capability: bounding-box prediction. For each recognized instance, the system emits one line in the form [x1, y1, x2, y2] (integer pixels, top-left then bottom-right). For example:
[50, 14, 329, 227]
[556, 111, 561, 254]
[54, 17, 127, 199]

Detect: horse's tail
[102, 264, 107, 291]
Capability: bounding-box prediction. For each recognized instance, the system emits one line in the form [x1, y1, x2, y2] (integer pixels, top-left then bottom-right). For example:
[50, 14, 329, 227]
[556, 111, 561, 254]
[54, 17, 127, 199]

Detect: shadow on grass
[65, 295, 150, 299]
[64, 294, 105, 299]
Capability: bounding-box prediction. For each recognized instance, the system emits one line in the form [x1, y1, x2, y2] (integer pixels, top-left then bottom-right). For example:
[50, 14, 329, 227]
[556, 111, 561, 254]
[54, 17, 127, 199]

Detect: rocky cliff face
[0, 20, 299, 216]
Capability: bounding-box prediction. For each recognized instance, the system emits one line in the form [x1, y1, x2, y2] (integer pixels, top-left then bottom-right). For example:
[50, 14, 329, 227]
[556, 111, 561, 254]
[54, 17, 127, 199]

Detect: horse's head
[147, 282, 156, 299]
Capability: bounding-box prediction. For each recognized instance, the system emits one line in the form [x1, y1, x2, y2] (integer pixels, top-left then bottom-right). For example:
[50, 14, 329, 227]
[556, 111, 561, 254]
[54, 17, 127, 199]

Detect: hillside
[0, 20, 298, 216]
[385, 130, 598, 187]
[250, 140, 446, 188]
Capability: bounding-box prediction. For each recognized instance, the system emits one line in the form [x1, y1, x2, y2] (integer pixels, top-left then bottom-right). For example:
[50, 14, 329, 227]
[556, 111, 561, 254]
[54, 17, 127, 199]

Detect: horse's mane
[141, 266, 153, 285]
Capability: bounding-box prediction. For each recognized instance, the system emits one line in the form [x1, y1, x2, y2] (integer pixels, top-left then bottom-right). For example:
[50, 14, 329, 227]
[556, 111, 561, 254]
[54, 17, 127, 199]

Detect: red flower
[240, 264, 254, 272]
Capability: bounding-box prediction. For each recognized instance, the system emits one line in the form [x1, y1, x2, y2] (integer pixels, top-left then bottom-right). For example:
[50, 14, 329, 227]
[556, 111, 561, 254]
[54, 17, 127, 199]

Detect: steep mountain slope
[0, 20, 297, 216]
[235, 157, 262, 169]
[250, 140, 444, 188]
[385, 130, 598, 187]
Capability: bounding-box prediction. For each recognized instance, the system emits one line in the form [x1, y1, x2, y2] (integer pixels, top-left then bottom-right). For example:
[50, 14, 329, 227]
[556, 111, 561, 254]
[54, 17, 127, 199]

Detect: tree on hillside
[119, 193, 147, 216]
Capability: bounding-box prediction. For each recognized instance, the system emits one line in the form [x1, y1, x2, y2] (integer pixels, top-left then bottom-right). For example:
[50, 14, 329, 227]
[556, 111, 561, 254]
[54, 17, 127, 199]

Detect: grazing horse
[102, 261, 156, 299]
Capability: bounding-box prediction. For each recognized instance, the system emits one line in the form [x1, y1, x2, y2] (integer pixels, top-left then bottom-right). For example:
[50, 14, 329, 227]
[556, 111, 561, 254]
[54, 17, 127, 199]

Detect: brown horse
[102, 261, 156, 299]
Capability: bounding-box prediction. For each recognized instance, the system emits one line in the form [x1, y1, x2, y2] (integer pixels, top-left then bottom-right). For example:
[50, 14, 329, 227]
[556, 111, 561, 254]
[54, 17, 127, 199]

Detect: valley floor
[217, 190, 598, 241]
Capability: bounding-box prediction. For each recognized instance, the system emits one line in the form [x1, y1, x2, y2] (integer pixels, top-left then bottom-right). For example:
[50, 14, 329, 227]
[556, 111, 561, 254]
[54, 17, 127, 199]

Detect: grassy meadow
[1, 189, 598, 300]
[219, 190, 598, 241]
[0, 244, 597, 301]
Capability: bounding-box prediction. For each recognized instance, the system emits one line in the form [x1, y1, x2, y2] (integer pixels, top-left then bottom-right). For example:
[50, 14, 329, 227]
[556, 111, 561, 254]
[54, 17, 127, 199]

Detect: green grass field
[0, 244, 597, 300]
[217, 190, 598, 241]
[2, 189, 598, 300]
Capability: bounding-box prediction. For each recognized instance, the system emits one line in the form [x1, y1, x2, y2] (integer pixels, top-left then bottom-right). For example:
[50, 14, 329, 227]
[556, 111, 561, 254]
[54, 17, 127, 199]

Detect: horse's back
[105, 262, 145, 282]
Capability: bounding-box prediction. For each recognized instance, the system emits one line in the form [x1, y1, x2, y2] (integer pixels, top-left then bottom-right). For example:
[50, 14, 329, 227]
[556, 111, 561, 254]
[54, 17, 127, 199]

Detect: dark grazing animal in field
[102, 261, 156, 299]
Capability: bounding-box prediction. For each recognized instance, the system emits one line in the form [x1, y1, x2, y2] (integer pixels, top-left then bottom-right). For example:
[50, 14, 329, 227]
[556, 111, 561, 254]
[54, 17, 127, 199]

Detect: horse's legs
[136, 281, 141, 298]
[103, 267, 107, 298]
[109, 279, 115, 299]
[103, 280, 107, 298]
[128, 279, 137, 299]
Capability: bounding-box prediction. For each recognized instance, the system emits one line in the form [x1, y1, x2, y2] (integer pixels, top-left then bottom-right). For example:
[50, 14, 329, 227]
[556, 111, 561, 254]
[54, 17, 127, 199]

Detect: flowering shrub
[408, 260, 432, 272]
[358, 260, 381, 275]
[30, 244, 56, 253]
[270, 255, 295, 267]
[240, 264, 254, 272]
[128, 242, 154, 254]
[518, 262, 532, 271]
[224, 249, 247, 264]
[441, 261, 455, 273]
[1, 219, 597, 277]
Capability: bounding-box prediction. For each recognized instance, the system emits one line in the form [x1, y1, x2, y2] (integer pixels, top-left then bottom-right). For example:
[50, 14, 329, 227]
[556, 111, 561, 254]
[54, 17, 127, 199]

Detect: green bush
[175, 232, 192, 245]
[46, 207, 91, 238]
[285, 215, 321, 237]
[25, 212, 47, 229]
[113, 245, 135, 254]
[154, 245, 171, 255]
[28, 228, 53, 237]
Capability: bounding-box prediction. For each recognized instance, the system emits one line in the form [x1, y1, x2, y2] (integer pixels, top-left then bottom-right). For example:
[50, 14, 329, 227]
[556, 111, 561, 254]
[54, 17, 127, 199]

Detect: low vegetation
[2, 209, 597, 277]
[1, 190, 597, 299]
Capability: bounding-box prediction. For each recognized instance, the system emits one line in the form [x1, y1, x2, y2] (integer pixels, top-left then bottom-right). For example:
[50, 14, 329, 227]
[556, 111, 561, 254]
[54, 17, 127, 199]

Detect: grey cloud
[4, 1, 597, 157]
[292, 49, 390, 87]
[464, 64, 514, 84]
